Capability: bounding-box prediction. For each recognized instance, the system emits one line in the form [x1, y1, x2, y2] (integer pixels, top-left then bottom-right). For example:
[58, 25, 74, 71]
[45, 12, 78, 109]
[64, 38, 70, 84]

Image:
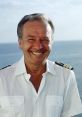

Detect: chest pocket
[0, 96, 25, 117]
[46, 95, 63, 117]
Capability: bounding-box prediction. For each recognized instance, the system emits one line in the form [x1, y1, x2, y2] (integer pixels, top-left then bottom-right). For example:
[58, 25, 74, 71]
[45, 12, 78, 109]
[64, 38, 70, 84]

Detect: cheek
[21, 43, 32, 51]
[18, 40, 26, 49]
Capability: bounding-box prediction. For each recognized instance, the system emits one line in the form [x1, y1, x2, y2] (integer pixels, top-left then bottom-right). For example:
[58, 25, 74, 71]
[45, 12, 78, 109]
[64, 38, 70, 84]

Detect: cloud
[0, 0, 82, 43]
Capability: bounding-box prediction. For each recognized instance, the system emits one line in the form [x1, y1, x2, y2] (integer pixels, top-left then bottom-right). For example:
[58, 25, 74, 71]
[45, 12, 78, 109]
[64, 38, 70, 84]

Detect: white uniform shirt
[0, 56, 82, 117]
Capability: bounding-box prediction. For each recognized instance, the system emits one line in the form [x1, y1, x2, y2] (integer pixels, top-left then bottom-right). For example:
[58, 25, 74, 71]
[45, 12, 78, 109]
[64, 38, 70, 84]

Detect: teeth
[32, 52, 42, 55]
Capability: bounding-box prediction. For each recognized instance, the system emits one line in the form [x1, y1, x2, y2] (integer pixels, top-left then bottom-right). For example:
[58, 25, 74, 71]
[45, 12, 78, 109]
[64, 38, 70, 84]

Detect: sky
[0, 0, 82, 43]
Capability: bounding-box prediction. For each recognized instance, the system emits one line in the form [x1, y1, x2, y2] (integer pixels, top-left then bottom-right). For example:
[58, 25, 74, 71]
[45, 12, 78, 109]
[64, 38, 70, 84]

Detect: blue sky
[0, 0, 82, 43]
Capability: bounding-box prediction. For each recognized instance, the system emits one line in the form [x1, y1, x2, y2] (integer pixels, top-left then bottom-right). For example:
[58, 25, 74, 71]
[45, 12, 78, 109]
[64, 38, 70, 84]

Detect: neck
[25, 61, 46, 76]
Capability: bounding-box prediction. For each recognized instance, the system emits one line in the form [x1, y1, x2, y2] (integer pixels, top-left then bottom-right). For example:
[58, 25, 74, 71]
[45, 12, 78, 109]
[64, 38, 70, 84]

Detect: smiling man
[0, 13, 82, 117]
[18, 18, 51, 70]
[17, 14, 53, 92]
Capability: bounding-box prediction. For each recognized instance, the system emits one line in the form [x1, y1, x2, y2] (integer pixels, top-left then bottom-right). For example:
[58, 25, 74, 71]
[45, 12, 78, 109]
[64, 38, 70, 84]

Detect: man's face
[18, 20, 53, 66]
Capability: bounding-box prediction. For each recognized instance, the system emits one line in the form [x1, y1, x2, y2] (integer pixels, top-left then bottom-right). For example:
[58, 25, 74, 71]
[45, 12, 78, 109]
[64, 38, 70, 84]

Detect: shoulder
[47, 60, 74, 77]
[54, 61, 75, 82]
[47, 60, 75, 84]
[47, 60, 74, 71]
[0, 65, 11, 70]
[49, 60, 74, 78]
[55, 61, 74, 70]
[0, 63, 17, 78]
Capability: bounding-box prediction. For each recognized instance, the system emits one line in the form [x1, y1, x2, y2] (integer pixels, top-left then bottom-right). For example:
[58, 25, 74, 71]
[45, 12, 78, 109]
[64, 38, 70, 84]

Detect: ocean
[0, 41, 82, 117]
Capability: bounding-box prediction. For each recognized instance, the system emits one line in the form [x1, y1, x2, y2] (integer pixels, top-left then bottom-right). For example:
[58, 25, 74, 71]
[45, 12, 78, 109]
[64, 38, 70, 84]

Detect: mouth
[32, 51, 44, 56]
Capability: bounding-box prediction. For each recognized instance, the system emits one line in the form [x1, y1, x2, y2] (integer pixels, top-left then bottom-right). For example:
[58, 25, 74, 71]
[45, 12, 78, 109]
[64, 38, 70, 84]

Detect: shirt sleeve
[61, 70, 82, 117]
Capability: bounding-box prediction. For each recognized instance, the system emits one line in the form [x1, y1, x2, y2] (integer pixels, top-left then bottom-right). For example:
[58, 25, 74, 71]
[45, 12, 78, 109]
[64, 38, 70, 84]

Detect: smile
[32, 52, 43, 56]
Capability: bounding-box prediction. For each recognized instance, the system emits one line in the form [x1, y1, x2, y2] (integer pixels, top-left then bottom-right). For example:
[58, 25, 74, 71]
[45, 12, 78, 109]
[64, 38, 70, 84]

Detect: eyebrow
[27, 35, 49, 40]
[27, 35, 35, 38]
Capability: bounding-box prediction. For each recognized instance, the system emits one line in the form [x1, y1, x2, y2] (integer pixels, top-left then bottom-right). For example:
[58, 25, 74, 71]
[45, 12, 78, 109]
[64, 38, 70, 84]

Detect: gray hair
[17, 13, 55, 40]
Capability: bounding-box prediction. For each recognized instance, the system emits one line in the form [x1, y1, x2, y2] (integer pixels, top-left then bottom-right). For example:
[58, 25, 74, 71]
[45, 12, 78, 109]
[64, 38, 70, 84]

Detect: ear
[18, 39, 23, 49]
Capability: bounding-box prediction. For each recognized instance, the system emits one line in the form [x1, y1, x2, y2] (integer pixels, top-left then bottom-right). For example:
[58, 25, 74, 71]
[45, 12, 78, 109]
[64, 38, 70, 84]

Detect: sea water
[0, 40, 82, 117]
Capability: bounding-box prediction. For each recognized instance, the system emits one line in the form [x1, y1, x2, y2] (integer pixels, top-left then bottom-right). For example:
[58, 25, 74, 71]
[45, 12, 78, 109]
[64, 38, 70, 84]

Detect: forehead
[22, 20, 52, 35]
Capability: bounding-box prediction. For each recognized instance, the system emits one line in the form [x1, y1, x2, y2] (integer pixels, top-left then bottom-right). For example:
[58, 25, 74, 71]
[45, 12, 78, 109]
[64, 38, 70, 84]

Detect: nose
[33, 40, 43, 50]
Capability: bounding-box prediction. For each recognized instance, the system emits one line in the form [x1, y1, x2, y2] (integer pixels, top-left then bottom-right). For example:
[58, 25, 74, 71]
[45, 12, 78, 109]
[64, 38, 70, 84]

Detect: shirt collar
[14, 56, 27, 76]
[14, 56, 56, 76]
[46, 60, 56, 75]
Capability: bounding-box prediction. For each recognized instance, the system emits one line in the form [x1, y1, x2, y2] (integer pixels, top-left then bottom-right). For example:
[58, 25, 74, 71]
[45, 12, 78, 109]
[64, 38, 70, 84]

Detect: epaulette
[55, 61, 73, 70]
[0, 65, 11, 70]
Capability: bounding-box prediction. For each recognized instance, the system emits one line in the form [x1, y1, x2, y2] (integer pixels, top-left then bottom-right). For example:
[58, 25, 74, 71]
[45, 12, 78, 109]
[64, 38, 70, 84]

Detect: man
[0, 13, 82, 117]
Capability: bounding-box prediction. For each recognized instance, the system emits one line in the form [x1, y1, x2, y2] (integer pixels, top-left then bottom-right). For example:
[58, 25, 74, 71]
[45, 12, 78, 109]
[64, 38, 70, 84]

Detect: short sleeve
[61, 70, 82, 117]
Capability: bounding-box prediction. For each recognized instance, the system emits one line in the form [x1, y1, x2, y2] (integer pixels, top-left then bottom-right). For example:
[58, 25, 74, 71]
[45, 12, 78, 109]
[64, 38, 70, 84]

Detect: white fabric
[0, 56, 82, 117]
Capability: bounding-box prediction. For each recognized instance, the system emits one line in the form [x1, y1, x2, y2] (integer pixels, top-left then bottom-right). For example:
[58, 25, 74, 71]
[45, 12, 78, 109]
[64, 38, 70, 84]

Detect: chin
[32, 59, 44, 65]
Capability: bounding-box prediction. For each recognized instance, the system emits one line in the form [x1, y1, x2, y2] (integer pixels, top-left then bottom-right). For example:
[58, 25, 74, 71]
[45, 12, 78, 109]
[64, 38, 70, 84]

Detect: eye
[27, 38, 35, 42]
[41, 38, 50, 44]
[28, 38, 34, 41]
[24, 35, 35, 42]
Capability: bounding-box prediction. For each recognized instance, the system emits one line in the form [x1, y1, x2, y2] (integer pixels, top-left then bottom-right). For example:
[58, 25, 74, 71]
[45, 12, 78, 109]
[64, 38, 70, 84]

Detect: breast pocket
[0, 96, 25, 117]
[46, 95, 63, 117]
